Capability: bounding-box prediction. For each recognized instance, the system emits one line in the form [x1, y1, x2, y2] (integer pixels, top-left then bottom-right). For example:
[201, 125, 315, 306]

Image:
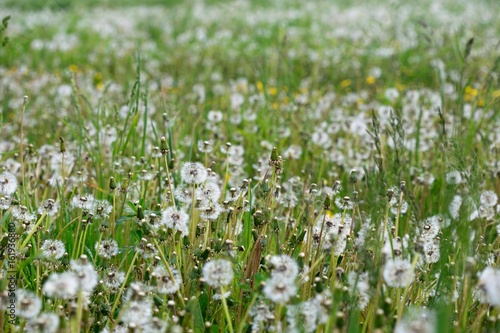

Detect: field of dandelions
[0, 0, 499, 332]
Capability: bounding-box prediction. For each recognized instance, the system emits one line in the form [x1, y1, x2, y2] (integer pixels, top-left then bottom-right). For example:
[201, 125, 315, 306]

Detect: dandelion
[11, 205, 36, 224]
[480, 190, 498, 208]
[0, 196, 12, 210]
[143, 317, 169, 333]
[449, 195, 462, 220]
[199, 203, 223, 220]
[422, 241, 440, 264]
[263, 276, 297, 304]
[180, 162, 208, 185]
[70, 194, 95, 211]
[121, 299, 153, 326]
[25, 312, 60, 333]
[146, 212, 162, 230]
[250, 301, 275, 332]
[207, 110, 223, 122]
[445, 171, 463, 185]
[123, 282, 152, 303]
[70, 255, 98, 293]
[283, 145, 302, 160]
[92, 199, 113, 219]
[348, 272, 371, 310]
[390, 196, 408, 215]
[335, 196, 354, 210]
[394, 308, 436, 333]
[198, 139, 214, 153]
[102, 268, 125, 290]
[0, 171, 18, 195]
[196, 181, 221, 205]
[16, 289, 42, 319]
[136, 239, 159, 259]
[153, 265, 182, 294]
[174, 186, 194, 204]
[37, 199, 59, 216]
[383, 258, 415, 288]
[202, 259, 234, 288]
[420, 215, 442, 240]
[287, 299, 319, 333]
[95, 239, 119, 259]
[40, 239, 65, 259]
[477, 267, 500, 306]
[43, 272, 79, 299]
[268, 254, 299, 282]
[161, 207, 189, 236]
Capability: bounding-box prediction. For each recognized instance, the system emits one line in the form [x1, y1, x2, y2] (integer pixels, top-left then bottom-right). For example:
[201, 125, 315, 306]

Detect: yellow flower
[256, 81, 264, 93]
[69, 64, 79, 73]
[464, 86, 478, 102]
[366, 76, 376, 85]
[268, 87, 278, 96]
[340, 79, 351, 88]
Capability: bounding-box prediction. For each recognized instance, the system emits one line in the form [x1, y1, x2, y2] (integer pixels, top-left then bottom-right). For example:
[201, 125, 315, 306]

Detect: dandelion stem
[75, 290, 84, 333]
[19, 212, 47, 249]
[220, 286, 234, 333]
[152, 238, 186, 307]
[110, 251, 139, 316]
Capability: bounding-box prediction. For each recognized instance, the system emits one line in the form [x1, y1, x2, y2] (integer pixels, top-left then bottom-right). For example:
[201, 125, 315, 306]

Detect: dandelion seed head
[161, 207, 189, 236]
[202, 259, 234, 288]
[180, 162, 208, 185]
[91, 199, 112, 218]
[480, 190, 498, 208]
[16, 289, 42, 319]
[25, 312, 60, 333]
[70, 194, 95, 211]
[199, 203, 222, 220]
[43, 272, 79, 299]
[0, 171, 18, 195]
[96, 239, 119, 259]
[196, 181, 221, 205]
[268, 254, 299, 282]
[394, 308, 436, 333]
[445, 170, 463, 185]
[102, 267, 125, 290]
[478, 267, 500, 307]
[121, 299, 153, 326]
[153, 265, 182, 294]
[0, 196, 12, 210]
[449, 195, 462, 220]
[383, 258, 415, 288]
[348, 272, 371, 310]
[198, 139, 214, 153]
[263, 277, 297, 304]
[41, 239, 65, 259]
[70, 257, 98, 293]
[38, 199, 59, 216]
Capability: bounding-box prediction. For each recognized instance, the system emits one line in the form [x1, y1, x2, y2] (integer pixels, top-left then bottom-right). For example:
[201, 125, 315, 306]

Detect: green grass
[0, 0, 500, 332]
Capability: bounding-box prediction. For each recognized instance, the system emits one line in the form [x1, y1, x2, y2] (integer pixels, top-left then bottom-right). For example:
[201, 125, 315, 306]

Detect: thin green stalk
[220, 286, 234, 333]
[110, 251, 139, 316]
[19, 212, 47, 249]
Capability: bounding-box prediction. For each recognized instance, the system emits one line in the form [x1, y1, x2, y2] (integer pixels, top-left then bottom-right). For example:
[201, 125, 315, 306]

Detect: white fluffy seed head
[180, 162, 208, 185]
[202, 259, 234, 288]
[0, 171, 18, 195]
[41, 239, 66, 259]
[383, 258, 415, 288]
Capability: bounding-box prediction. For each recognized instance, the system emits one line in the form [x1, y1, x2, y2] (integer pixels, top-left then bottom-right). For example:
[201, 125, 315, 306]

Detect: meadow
[0, 0, 500, 332]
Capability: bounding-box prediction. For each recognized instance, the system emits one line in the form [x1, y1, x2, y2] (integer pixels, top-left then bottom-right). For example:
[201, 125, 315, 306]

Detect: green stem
[220, 286, 234, 333]
[19, 212, 47, 249]
[110, 251, 139, 316]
